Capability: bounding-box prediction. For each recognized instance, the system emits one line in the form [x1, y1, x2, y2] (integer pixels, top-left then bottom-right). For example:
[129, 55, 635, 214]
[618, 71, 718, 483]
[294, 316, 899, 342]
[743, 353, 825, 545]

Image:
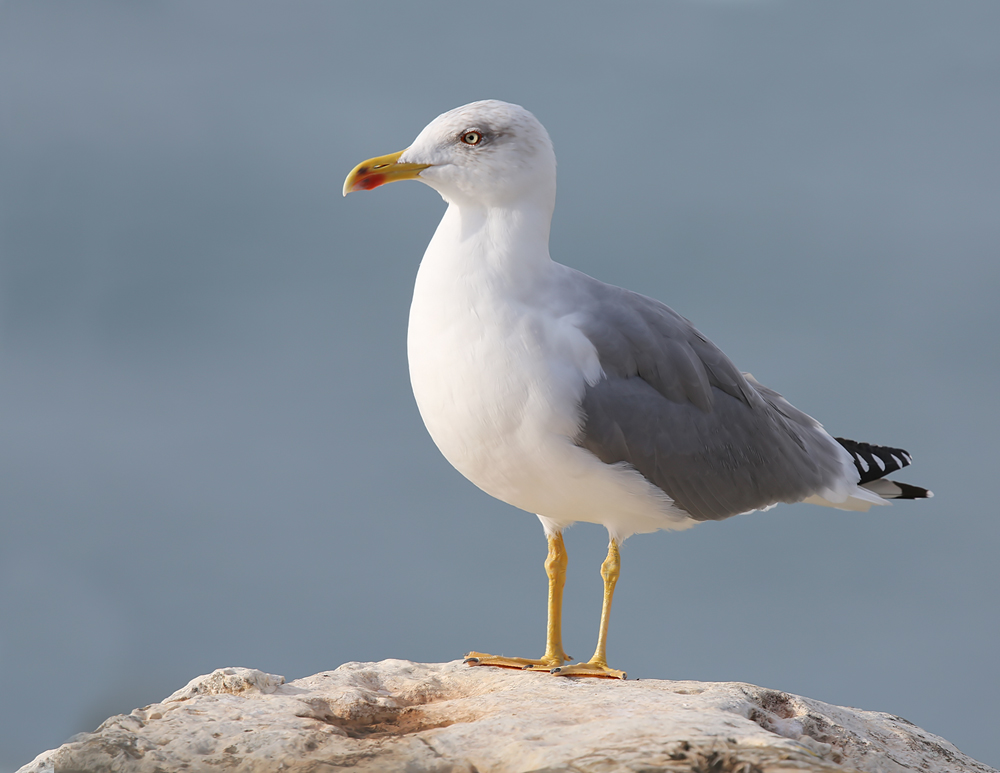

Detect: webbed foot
[464, 651, 569, 671]
[550, 660, 626, 680]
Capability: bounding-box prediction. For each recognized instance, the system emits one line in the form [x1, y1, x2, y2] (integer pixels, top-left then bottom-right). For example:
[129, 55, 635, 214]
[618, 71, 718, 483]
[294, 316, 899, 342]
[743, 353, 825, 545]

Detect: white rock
[18, 659, 996, 773]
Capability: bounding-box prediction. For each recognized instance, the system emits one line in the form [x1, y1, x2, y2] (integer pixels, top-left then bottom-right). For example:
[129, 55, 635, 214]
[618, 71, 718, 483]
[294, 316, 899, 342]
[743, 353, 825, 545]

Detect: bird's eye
[461, 131, 483, 146]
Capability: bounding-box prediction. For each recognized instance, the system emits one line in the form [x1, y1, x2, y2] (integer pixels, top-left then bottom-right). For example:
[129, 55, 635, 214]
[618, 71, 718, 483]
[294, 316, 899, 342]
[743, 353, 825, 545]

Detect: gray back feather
[563, 271, 847, 521]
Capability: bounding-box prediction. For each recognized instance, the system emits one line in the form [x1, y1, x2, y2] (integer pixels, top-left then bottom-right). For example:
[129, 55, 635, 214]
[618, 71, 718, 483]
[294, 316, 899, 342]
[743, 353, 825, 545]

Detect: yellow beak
[342, 150, 431, 196]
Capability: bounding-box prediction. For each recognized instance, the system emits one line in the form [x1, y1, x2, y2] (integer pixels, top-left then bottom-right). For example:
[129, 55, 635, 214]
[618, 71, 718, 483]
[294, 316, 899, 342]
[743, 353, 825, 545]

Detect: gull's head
[343, 100, 556, 208]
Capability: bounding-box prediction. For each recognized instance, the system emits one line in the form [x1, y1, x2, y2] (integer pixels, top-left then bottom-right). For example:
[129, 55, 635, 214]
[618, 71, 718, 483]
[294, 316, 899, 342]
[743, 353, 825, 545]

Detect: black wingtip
[893, 481, 934, 500]
[835, 437, 913, 485]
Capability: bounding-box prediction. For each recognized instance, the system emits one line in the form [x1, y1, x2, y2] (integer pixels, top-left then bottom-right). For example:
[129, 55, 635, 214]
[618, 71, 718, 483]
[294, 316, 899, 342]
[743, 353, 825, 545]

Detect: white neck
[419, 193, 556, 299]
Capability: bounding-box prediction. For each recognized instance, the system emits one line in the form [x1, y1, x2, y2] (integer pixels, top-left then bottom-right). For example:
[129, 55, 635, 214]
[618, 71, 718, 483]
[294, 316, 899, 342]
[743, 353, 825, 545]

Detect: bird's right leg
[465, 532, 571, 671]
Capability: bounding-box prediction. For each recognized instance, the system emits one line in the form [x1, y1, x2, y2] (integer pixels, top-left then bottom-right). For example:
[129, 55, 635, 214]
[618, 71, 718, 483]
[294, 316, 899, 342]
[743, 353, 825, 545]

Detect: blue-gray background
[2, 2, 998, 770]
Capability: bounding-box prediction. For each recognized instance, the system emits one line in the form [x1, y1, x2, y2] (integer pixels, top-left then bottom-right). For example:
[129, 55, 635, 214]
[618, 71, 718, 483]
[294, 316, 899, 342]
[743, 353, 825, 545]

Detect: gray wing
[564, 271, 848, 521]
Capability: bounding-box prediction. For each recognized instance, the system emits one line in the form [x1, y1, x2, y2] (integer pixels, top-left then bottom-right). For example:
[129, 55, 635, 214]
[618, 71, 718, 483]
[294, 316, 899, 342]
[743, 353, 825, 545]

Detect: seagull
[343, 100, 931, 679]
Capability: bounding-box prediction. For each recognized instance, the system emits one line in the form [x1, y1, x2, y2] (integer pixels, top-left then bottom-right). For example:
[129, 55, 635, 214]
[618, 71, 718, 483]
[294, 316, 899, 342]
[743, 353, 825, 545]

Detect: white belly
[406, 246, 696, 541]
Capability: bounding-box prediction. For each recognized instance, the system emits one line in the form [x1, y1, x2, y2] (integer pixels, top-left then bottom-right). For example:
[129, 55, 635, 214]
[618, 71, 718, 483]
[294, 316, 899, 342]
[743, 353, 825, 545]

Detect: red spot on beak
[356, 172, 386, 191]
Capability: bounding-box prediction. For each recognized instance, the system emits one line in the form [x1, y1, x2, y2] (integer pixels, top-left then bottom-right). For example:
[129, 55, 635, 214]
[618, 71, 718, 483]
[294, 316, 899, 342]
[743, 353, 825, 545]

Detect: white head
[344, 100, 556, 210]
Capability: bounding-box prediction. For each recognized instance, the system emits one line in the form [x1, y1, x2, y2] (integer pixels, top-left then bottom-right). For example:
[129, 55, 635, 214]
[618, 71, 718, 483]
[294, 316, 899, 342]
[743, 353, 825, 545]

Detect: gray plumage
[564, 270, 864, 521]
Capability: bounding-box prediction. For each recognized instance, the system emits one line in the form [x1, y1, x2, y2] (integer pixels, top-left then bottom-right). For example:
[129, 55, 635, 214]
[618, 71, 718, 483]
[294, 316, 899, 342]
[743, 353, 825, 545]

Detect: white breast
[406, 206, 696, 541]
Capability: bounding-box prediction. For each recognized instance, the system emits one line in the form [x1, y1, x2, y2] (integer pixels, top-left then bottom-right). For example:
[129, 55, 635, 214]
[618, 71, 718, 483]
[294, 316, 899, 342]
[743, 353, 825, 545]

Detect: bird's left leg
[523, 530, 572, 670]
[551, 538, 626, 679]
[465, 532, 571, 671]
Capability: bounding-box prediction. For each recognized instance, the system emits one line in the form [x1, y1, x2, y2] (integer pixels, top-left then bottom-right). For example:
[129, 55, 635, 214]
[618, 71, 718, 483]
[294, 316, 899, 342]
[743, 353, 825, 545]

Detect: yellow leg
[465, 533, 571, 671]
[526, 531, 571, 669]
[551, 539, 626, 679]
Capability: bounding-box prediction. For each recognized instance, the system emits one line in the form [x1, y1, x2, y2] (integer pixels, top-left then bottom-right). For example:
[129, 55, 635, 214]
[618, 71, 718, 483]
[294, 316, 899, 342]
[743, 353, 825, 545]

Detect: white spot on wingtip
[890, 454, 903, 468]
[856, 454, 869, 473]
[873, 455, 886, 471]
[926, 490, 934, 498]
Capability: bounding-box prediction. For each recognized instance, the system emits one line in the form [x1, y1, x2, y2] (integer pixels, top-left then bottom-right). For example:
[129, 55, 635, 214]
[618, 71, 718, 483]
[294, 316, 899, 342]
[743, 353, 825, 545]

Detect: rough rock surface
[19, 659, 996, 773]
